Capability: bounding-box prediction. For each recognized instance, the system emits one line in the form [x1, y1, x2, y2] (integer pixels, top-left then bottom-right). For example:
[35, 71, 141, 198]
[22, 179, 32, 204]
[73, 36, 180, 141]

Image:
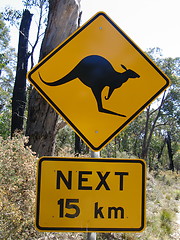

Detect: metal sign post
[87, 232, 96, 240]
[86, 150, 100, 240]
[91, 151, 100, 158]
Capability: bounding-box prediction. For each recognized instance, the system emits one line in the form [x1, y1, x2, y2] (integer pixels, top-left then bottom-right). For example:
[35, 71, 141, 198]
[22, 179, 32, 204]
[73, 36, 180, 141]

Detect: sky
[0, 0, 180, 59]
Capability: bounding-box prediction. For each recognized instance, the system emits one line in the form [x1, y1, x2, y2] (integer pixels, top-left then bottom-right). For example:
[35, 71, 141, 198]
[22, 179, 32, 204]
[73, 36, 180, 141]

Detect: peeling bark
[26, 0, 81, 156]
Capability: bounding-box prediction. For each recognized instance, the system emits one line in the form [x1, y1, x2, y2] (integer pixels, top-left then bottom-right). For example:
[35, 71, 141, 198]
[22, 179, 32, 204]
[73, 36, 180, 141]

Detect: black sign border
[28, 12, 170, 151]
[36, 157, 146, 232]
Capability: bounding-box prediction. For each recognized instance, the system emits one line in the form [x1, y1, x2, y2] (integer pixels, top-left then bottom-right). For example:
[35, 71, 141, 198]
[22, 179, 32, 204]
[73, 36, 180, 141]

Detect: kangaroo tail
[38, 70, 75, 86]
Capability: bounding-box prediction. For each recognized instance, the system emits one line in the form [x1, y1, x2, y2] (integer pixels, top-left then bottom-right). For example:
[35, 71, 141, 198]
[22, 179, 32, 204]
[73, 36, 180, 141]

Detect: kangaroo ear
[121, 64, 127, 70]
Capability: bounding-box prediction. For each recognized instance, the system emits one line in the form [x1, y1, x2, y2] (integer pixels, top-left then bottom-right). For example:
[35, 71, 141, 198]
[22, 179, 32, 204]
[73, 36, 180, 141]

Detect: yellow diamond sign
[36, 157, 146, 232]
[27, 12, 170, 151]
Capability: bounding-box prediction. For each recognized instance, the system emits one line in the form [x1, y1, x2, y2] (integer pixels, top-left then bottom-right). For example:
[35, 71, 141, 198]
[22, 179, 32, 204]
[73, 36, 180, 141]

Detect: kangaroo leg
[91, 88, 126, 117]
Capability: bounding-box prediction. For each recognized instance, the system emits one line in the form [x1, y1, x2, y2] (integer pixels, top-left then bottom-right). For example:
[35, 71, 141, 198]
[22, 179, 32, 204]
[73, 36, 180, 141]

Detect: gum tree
[26, 0, 82, 156]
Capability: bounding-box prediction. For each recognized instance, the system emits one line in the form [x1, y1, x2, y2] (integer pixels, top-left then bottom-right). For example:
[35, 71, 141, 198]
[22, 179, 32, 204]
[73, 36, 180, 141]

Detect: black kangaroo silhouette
[39, 55, 140, 117]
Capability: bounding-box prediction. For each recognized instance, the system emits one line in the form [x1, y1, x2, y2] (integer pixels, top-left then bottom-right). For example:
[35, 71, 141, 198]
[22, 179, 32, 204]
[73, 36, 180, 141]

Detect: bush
[0, 135, 85, 240]
[0, 135, 37, 239]
[160, 209, 173, 234]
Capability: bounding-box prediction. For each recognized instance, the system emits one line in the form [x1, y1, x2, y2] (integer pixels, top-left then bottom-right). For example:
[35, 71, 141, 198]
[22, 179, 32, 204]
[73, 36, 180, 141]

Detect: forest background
[0, 0, 179, 239]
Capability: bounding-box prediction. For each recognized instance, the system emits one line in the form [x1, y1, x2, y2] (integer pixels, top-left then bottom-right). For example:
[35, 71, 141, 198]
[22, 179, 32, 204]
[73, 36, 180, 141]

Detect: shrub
[160, 209, 173, 234]
[0, 135, 37, 239]
[0, 135, 85, 240]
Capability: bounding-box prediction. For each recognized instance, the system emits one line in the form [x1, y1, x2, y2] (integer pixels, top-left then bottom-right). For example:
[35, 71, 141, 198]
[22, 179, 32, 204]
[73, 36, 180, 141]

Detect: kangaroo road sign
[27, 12, 170, 151]
[36, 157, 146, 232]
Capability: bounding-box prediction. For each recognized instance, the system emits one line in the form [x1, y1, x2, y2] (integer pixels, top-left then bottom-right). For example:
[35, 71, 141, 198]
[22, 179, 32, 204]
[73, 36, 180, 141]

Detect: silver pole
[91, 151, 100, 158]
[86, 151, 100, 240]
[87, 232, 97, 240]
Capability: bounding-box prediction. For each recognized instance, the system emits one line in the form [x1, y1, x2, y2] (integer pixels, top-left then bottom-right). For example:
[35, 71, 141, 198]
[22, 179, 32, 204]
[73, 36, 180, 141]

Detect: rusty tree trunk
[26, 0, 81, 156]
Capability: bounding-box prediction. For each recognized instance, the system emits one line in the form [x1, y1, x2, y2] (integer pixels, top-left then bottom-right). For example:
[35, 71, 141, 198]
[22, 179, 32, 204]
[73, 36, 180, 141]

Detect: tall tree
[11, 9, 33, 136]
[22, 0, 49, 68]
[141, 91, 166, 160]
[0, 14, 16, 137]
[165, 131, 174, 171]
[160, 57, 180, 170]
[26, 0, 81, 156]
[112, 50, 179, 170]
[139, 50, 179, 161]
[2, 1, 49, 137]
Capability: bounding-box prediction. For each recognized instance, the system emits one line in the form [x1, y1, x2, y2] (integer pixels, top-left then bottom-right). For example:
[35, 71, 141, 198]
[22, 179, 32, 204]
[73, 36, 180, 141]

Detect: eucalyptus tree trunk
[11, 9, 32, 136]
[26, 0, 81, 156]
[166, 132, 174, 172]
[141, 91, 166, 160]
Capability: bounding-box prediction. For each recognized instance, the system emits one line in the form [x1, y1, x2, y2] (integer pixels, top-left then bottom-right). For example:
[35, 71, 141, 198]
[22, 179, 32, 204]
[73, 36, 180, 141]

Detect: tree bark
[166, 132, 174, 171]
[157, 138, 166, 162]
[26, 0, 81, 156]
[141, 91, 166, 160]
[141, 106, 150, 159]
[11, 9, 33, 136]
[75, 133, 81, 156]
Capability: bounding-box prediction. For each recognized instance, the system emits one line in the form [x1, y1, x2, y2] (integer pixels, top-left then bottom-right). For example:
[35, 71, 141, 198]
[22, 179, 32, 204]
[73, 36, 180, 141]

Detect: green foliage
[23, 0, 49, 9]
[160, 209, 173, 234]
[1, 8, 22, 25]
[0, 13, 16, 91]
[55, 124, 90, 156]
[0, 107, 11, 138]
[0, 13, 14, 71]
[0, 13, 10, 45]
[0, 14, 16, 138]
[55, 125, 75, 154]
[160, 57, 180, 124]
[108, 49, 180, 172]
[174, 150, 180, 172]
